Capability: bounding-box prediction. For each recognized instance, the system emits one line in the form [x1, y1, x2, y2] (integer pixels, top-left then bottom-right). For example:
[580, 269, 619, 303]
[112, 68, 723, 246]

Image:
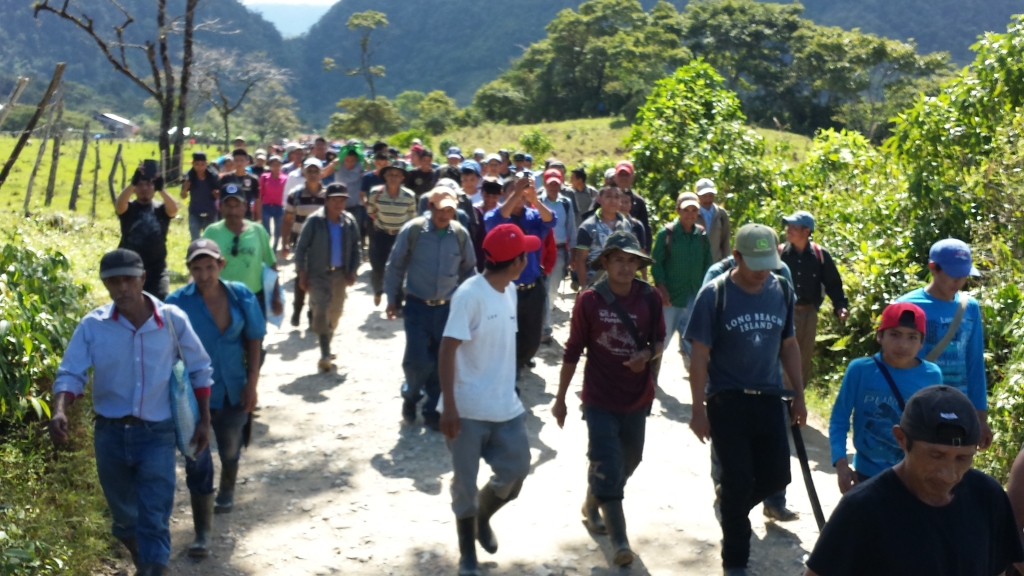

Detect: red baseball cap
[878, 302, 926, 334]
[543, 169, 563, 185]
[615, 160, 634, 175]
[483, 224, 541, 263]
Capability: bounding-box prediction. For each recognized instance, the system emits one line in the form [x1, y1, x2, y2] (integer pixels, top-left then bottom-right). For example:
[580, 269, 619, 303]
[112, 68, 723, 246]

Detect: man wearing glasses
[203, 183, 283, 320]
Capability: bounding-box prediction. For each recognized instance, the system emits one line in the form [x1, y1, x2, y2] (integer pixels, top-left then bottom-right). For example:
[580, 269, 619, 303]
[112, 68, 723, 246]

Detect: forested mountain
[0, 0, 1019, 127]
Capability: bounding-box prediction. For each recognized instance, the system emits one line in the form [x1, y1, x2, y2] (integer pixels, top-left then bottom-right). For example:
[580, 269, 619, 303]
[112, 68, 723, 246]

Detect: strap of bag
[165, 309, 186, 368]
[872, 353, 906, 411]
[593, 279, 650, 351]
[925, 295, 969, 363]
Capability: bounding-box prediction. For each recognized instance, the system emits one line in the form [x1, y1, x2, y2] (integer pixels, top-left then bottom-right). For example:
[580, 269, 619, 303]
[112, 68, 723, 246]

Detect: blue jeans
[584, 403, 651, 502]
[184, 402, 249, 494]
[93, 417, 177, 566]
[400, 298, 449, 417]
[542, 245, 568, 336]
[261, 204, 284, 251]
[663, 297, 695, 356]
[188, 212, 218, 241]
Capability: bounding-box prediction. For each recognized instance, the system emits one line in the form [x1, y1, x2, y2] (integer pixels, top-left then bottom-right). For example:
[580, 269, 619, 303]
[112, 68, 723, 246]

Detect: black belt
[517, 280, 539, 291]
[374, 227, 400, 236]
[709, 389, 795, 403]
[96, 414, 146, 426]
[407, 294, 450, 307]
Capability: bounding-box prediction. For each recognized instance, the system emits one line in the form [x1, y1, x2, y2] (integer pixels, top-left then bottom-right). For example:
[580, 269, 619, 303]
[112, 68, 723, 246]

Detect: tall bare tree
[192, 46, 287, 151]
[322, 10, 388, 98]
[34, 0, 201, 175]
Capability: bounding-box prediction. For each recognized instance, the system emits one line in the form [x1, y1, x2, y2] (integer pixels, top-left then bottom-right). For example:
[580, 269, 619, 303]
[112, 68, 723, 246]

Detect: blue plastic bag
[263, 264, 284, 327]
[167, 316, 200, 459]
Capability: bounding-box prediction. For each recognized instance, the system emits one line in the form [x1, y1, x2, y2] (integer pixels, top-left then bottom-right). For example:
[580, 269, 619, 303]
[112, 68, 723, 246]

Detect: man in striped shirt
[367, 163, 417, 307]
[281, 159, 326, 327]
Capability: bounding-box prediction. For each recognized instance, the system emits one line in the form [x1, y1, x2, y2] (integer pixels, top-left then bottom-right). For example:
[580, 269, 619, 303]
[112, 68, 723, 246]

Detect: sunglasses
[231, 235, 240, 257]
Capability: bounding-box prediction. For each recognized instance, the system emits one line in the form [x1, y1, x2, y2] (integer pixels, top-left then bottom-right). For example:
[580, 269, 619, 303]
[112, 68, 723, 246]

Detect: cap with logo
[325, 182, 349, 198]
[677, 191, 700, 210]
[929, 238, 980, 278]
[783, 210, 816, 232]
[99, 249, 145, 279]
[483, 223, 542, 263]
[734, 223, 782, 271]
[543, 169, 563, 185]
[460, 160, 482, 176]
[878, 302, 926, 334]
[695, 178, 717, 196]
[615, 160, 634, 175]
[219, 182, 246, 203]
[900, 385, 981, 447]
[591, 231, 653, 271]
[186, 239, 222, 264]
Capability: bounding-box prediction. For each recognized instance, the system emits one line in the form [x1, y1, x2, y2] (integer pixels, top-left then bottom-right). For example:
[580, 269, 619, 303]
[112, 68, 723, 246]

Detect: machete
[790, 418, 826, 530]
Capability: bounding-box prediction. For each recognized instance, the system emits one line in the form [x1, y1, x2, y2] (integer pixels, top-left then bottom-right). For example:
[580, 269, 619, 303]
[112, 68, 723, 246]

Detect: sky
[241, 0, 338, 4]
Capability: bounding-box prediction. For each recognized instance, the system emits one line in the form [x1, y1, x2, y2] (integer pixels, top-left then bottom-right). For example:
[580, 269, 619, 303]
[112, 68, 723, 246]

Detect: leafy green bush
[388, 129, 433, 152]
[518, 129, 554, 159]
[0, 237, 90, 421]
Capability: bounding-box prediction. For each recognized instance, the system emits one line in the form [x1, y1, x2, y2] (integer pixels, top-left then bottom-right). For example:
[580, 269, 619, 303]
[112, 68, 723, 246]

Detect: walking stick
[788, 400, 826, 530]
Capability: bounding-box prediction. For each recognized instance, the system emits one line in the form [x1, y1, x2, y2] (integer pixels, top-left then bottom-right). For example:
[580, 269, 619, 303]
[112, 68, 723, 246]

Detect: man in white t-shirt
[438, 223, 537, 576]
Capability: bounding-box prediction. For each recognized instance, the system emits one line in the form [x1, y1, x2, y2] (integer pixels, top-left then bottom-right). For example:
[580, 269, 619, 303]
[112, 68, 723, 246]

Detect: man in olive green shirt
[650, 192, 712, 380]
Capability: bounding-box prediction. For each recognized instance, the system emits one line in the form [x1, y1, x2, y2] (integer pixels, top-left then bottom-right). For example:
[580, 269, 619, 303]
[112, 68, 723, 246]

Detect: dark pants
[347, 205, 368, 246]
[400, 298, 449, 417]
[144, 268, 170, 301]
[369, 228, 398, 297]
[516, 281, 546, 368]
[708, 393, 791, 569]
[184, 402, 250, 494]
[584, 404, 650, 502]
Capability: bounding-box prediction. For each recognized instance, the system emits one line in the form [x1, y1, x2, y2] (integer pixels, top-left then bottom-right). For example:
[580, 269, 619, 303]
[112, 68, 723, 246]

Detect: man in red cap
[829, 302, 942, 493]
[540, 168, 577, 344]
[612, 160, 652, 250]
[438, 224, 537, 576]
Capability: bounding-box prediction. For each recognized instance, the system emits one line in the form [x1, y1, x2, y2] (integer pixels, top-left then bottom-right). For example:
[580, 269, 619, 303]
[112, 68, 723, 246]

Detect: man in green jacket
[650, 192, 712, 381]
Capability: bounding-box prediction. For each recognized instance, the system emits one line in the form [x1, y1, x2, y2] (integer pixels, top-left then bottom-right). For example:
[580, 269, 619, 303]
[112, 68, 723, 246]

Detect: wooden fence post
[22, 86, 62, 217]
[68, 121, 90, 212]
[0, 63, 65, 192]
[0, 77, 29, 129]
[108, 143, 123, 205]
[90, 137, 100, 219]
[43, 96, 64, 206]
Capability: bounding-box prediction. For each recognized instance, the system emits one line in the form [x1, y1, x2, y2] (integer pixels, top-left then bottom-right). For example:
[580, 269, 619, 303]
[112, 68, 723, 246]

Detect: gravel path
[107, 260, 841, 576]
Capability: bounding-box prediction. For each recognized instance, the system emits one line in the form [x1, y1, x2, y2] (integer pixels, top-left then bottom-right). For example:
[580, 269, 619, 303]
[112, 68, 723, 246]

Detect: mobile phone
[143, 159, 159, 180]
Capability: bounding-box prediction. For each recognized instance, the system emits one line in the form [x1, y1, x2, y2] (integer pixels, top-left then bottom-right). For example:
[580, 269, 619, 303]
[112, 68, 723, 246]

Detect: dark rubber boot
[215, 461, 239, 513]
[600, 500, 635, 566]
[581, 490, 607, 535]
[476, 484, 510, 554]
[134, 564, 165, 576]
[187, 492, 215, 558]
[117, 536, 139, 567]
[456, 517, 481, 576]
[290, 308, 300, 327]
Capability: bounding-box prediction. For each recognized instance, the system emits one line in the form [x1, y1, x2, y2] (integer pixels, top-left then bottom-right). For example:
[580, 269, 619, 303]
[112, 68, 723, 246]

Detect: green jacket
[651, 220, 713, 306]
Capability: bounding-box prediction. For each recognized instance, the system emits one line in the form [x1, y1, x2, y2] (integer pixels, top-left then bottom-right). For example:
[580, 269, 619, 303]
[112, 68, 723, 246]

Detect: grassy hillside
[436, 118, 811, 169]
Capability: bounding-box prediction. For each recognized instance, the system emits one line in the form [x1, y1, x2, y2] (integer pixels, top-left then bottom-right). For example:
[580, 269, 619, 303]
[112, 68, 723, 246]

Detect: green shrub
[388, 129, 433, 151]
[518, 129, 554, 159]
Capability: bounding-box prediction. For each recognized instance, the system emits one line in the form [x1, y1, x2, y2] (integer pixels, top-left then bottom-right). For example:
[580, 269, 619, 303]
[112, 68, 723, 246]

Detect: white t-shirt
[440, 274, 524, 422]
[283, 169, 304, 203]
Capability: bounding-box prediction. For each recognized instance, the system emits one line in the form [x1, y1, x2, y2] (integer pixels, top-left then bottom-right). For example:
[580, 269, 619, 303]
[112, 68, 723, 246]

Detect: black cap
[192, 152, 207, 162]
[513, 152, 525, 161]
[219, 182, 246, 203]
[900, 385, 981, 447]
[325, 182, 349, 198]
[99, 249, 145, 279]
[379, 163, 405, 178]
[186, 239, 222, 264]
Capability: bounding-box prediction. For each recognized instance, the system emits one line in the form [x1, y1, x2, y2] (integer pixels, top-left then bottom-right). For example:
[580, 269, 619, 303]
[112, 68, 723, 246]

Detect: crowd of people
[46, 134, 1024, 576]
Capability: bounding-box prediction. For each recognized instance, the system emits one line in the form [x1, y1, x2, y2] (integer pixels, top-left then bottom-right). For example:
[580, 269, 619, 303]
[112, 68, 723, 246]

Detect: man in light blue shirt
[540, 168, 577, 342]
[166, 239, 266, 559]
[50, 249, 213, 576]
[384, 190, 477, 429]
[896, 238, 991, 449]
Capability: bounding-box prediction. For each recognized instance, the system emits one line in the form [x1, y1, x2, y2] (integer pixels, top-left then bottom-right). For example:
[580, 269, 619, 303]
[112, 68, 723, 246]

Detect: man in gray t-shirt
[683, 223, 807, 576]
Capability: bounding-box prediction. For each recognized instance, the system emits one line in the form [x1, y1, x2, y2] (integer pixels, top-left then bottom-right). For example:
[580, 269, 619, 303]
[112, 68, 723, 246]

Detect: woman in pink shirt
[259, 155, 289, 251]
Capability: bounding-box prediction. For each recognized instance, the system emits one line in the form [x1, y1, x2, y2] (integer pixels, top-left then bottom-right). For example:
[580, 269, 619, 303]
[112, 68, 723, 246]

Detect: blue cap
[524, 154, 533, 161]
[446, 146, 463, 159]
[460, 160, 481, 176]
[929, 238, 980, 278]
[782, 210, 816, 232]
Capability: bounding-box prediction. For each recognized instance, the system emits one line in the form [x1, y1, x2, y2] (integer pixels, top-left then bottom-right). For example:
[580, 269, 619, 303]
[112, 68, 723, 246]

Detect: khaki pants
[784, 304, 818, 389]
[309, 270, 348, 337]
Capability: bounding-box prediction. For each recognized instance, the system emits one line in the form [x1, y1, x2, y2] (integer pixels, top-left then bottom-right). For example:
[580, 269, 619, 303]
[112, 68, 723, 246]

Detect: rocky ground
[101, 260, 842, 576]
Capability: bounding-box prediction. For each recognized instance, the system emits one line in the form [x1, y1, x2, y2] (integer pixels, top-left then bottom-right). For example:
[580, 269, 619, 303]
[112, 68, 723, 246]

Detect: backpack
[664, 222, 707, 260]
[403, 215, 469, 269]
[710, 272, 793, 340]
[779, 242, 823, 263]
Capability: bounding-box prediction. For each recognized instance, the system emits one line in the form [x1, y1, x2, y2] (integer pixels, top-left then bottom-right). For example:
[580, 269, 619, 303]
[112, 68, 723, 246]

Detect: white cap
[695, 178, 717, 196]
[303, 158, 323, 169]
[473, 148, 485, 156]
[604, 167, 616, 180]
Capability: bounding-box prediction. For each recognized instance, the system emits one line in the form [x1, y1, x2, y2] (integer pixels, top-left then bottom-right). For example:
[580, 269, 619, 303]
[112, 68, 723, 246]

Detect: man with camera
[116, 161, 179, 300]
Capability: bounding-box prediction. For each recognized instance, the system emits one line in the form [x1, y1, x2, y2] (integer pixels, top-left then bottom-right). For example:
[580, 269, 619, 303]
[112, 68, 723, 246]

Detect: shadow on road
[279, 371, 347, 403]
[358, 310, 404, 340]
[265, 329, 317, 361]
[655, 385, 691, 424]
[369, 425, 451, 495]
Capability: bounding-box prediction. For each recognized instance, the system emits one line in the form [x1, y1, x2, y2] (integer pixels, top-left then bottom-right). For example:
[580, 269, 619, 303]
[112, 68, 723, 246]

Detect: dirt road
[134, 261, 841, 576]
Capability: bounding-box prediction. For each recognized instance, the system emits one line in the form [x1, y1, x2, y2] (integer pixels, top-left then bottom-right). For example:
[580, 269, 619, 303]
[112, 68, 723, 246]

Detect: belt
[263, 203, 283, 208]
[375, 227, 399, 236]
[517, 280, 539, 291]
[407, 294, 450, 307]
[710, 389, 795, 402]
[96, 414, 146, 426]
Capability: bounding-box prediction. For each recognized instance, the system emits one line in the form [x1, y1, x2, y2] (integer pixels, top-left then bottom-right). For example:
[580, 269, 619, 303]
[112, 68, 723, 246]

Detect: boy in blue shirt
[829, 302, 942, 494]
[895, 238, 991, 449]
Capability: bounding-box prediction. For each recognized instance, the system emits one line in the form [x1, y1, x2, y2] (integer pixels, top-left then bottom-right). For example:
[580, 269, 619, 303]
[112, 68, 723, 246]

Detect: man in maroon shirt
[553, 231, 665, 568]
